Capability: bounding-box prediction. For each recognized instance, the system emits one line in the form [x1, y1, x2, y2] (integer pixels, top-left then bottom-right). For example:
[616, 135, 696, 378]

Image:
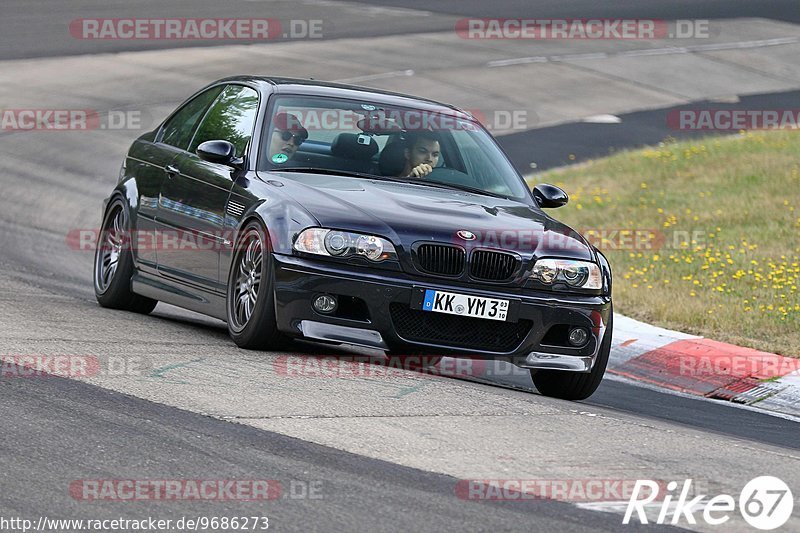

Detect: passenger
[268, 112, 308, 162]
[400, 131, 440, 178]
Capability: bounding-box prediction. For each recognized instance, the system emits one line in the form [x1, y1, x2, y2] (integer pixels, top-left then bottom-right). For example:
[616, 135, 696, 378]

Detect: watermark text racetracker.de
[679, 354, 800, 378]
[668, 109, 800, 131]
[272, 354, 521, 379]
[0, 355, 153, 378]
[0, 109, 144, 131]
[456, 476, 793, 529]
[0, 516, 270, 532]
[69, 18, 324, 40]
[456, 18, 711, 40]
[255, 107, 533, 132]
[456, 479, 669, 502]
[69, 478, 323, 501]
[450, 228, 712, 252]
[67, 227, 713, 255]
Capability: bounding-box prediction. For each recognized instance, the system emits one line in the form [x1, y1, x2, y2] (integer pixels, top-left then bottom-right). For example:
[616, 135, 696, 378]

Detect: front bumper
[272, 254, 612, 371]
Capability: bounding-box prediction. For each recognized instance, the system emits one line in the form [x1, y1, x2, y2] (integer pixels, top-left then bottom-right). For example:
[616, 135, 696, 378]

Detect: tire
[226, 220, 289, 350]
[93, 198, 157, 314]
[531, 309, 613, 401]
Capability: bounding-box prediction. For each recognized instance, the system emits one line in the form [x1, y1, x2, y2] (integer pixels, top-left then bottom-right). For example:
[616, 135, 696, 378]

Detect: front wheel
[93, 198, 157, 314]
[226, 221, 289, 350]
[531, 309, 613, 401]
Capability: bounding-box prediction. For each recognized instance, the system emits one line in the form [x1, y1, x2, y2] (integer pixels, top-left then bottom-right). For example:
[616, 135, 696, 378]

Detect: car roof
[213, 75, 473, 120]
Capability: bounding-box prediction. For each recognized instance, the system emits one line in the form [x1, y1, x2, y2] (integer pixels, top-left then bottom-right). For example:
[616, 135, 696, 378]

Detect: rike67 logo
[624, 476, 793, 530]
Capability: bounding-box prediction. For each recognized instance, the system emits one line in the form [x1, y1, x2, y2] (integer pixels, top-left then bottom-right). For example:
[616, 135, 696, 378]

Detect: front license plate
[421, 289, 509, 321]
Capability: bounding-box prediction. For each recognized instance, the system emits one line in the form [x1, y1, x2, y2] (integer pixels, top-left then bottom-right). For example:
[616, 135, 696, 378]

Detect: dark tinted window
[160, 86, 224, 150]
[258, 96, 530, 201]
[189, 85, 259, 157]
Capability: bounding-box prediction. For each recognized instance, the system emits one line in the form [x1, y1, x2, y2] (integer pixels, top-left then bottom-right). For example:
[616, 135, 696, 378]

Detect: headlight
[324, 231, 349, 256]
[355, 235, 384, 261]
[531, 259, 602, 289]
[294, 228, 397, 262]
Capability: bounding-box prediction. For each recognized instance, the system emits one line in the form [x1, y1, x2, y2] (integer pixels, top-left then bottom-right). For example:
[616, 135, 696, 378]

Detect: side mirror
[197, 140, 243, 168]
[532, 183, 569, 208]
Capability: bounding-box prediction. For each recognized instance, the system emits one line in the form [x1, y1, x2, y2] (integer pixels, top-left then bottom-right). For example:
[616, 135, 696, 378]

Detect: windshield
[258, 95, 531, 201]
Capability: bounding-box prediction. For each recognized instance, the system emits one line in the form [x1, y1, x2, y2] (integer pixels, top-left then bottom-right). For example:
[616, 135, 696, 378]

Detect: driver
[400, 131, 440, 178]
[268, 112, 308, 162]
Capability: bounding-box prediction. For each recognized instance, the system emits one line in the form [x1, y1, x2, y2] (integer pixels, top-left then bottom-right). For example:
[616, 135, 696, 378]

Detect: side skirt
[131, 271, 227, 321]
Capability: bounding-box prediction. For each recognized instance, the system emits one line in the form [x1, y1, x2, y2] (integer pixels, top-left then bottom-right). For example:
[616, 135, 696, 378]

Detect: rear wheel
[93, 199, 157, 314]
[531, 309, 613, 401]
[226, 221, 289, 350]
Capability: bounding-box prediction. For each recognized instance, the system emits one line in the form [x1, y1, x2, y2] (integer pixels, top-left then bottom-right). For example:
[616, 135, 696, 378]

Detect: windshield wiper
[271, 167, 512, 200]
[411, 180, 512, 200]
[270, 167, 383, 181]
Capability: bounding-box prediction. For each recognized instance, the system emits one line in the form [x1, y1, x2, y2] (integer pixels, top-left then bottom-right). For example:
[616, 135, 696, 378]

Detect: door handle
[165, 164, 180, 176]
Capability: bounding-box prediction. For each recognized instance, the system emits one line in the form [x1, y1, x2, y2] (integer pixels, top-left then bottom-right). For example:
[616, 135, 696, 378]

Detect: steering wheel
[425, 167, 472, 185]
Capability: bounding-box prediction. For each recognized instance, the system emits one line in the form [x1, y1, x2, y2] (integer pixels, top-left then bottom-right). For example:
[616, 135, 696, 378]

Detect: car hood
[262, 171, 594, 260]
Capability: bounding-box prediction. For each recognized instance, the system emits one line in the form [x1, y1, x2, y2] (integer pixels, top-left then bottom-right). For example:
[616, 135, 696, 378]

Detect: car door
[155, 84, 260, 290]
[135, 85, 224, 269]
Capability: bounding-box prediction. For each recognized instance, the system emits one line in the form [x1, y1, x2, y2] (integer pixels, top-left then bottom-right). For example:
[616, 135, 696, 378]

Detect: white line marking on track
[488, 37, 800, 68]
[582, 114, 622, 124]
[335, 69, 415, 83]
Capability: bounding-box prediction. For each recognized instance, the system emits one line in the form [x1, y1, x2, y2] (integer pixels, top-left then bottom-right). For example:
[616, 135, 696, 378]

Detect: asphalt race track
[2, 0, 798, 59]
[4, 367, 668, 533]
[1, 1, 799, 531]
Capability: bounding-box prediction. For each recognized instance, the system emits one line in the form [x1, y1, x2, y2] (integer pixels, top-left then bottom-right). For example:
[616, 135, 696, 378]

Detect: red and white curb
[610, 315, 800, 417]
[438, 313, 800, 418]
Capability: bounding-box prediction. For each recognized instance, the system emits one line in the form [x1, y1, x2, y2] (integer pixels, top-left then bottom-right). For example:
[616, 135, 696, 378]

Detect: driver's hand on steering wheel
[407, 164, 433, 179]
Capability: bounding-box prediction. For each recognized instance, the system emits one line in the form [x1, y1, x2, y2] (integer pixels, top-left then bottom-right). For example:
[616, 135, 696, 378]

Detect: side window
[189, 85, 259, 157]
[160, 86, 224, 150]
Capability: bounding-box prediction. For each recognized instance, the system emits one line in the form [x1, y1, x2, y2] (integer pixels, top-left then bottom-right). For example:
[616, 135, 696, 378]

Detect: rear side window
[189, 85, 260, 157]
[160, 86, 224, 150]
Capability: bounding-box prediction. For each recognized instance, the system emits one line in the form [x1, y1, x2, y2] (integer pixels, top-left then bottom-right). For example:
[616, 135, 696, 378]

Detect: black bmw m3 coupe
[94, 76, 613, 400]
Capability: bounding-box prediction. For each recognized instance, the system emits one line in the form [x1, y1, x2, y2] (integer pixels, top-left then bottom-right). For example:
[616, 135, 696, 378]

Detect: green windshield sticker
[271, 153, 289, 164]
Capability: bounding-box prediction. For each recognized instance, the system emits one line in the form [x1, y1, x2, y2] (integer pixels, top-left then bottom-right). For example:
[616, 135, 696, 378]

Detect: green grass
[529, 130, 800, 357]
